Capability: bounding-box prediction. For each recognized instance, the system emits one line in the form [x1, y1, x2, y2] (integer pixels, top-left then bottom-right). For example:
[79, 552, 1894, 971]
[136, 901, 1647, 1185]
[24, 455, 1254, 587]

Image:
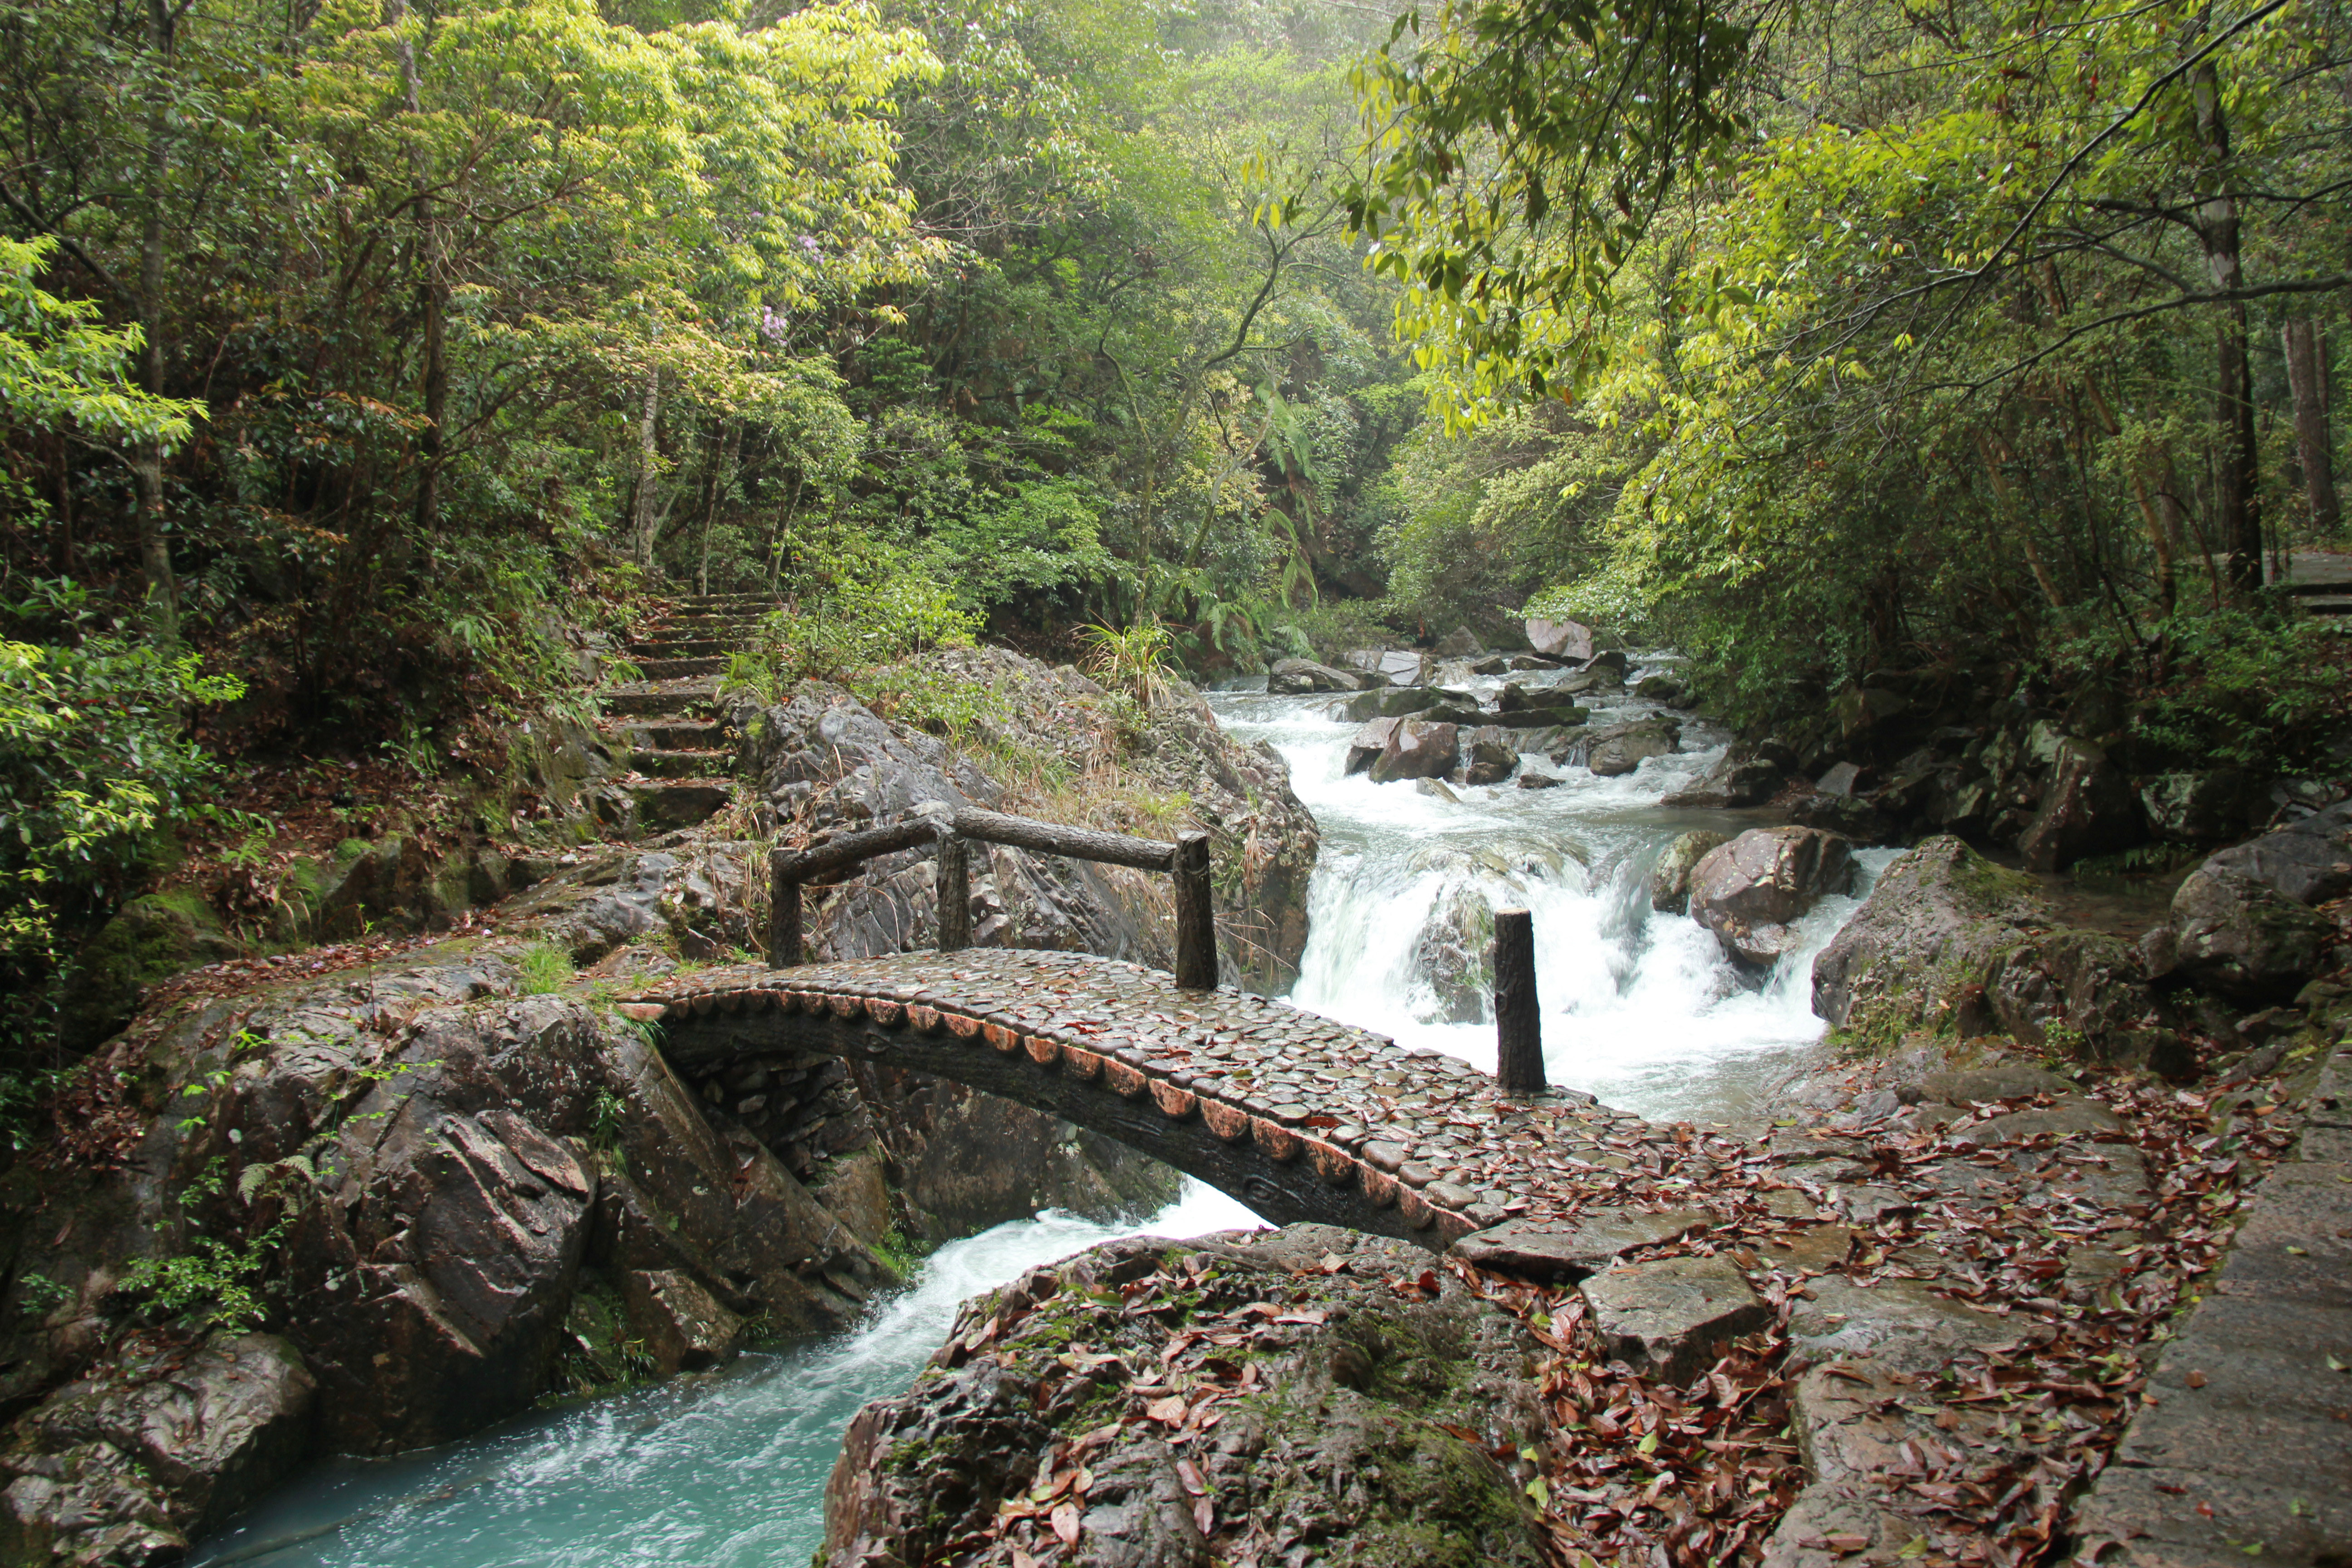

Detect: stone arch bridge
[621, 946, 1661, 1257]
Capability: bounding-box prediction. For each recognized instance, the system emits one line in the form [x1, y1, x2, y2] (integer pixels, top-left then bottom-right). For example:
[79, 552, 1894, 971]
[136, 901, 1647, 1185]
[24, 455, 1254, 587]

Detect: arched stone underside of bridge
[627, 948, 1658, 1253]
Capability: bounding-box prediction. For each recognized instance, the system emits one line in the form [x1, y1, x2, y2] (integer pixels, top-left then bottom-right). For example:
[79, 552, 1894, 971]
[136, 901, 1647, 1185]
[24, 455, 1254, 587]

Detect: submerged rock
[1688, 827, 1854, 966]
[822, 1225, 1549, 1568]
[1411, 885, 1496, 1024]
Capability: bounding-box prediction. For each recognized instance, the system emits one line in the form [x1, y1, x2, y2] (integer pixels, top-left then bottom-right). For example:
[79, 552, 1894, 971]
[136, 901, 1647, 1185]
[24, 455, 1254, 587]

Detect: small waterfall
[1209, 667, 1893, 1122]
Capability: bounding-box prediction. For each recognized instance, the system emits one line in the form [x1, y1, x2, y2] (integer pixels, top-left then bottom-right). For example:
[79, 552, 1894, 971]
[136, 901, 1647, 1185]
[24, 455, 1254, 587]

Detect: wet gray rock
[1588, 717, 1680, 778]
[1459, 727, 1519, 787]
[823, 1226, 1549, 1568]
[1810, 836, 2051, 1049]
[1950, 1097, 2123, 1144]
[2169, 865, 2337, 1001]
[1983, 928, 2158, 1058]
[2017, 738, 2144, 872]
[2203, 798, 2352, 905]
[1369, 720, 1461, 784]
[1650, 831, 1729, 916]
[0, 1334, 314, 1564]
[1415, 777, 1460, 803]
[1411, 887, 1495, 1024]
[1789, 791, 1899, 844]
[1346, 718, 1399, 776]
[1580, 1256, 1770, 1384]
[1632, 673, 1684, 702]
[1581, 650, 1630, 679]
[1268, 658, 1370, 694]
[1905, 1065, 2075, 1104]
[1689, 828, 1855, 967]
[1450, 1210, 1710, 1284]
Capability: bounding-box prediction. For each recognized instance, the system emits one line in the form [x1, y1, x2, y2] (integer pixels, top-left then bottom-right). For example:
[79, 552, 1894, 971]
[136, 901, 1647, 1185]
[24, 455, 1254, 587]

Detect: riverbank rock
[822, 1225, 1549, 1568]
[2203, 798, 2352, 904]
[2166, 866, 2336, 1000]
[1268, 658, 1370, 694]
[1369, 720, 1461, 784]
[1347, 718, 1400, 776]
[0, 1333, 314, 1565]
[1688, 828, 1854, 966]
[1580, 1256, 1769, 1385]
[1810, 837, 2048, 1049]
[740, 647, 1318, 993]
[1650, 831, 1729, 916]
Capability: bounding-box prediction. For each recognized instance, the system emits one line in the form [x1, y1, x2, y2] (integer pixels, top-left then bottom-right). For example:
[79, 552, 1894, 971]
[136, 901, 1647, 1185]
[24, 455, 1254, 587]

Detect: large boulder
[2168, 866, 2337, 1000]
[822, 1226, 1548, 1568]
[1368, 720, 1461, 784]
[1588, 717, 1681, 778]
[1650, 831, 1729, 916]
[1790, 791, 1900, 844]
[0, 1334, 315, 1565]
[1810, 836, 2049, 1049]
[2202, 799, 2352, 904]
[1983, 929, 2158, 1057]
[2016, 738, 2143, 871]
[740, 648, 1319, 992]
[1688, 827, 1855, 966]
[1525, 617, 1594, 661]
[1340, 649, 1429, 686]
[1267, 657, 1368, 695]
[1459, 726, 1519, 787]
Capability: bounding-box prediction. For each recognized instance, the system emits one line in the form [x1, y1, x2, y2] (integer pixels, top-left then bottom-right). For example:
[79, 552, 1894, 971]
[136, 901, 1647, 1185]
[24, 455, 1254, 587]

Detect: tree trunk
[2283, 318, 2341, 535]
[135, 0, 179, 643]
[2193, 62, 2264, 594]
[632, 366, 661, 569]
[389, 0, 444, 539]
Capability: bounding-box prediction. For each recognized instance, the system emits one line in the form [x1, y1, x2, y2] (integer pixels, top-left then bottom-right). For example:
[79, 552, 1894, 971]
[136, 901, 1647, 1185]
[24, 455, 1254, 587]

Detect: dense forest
[1, 0, 2347, 1068]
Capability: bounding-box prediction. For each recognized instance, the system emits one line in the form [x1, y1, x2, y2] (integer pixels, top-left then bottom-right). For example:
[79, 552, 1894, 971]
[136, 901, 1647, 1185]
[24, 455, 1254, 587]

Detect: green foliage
[0, 237, 201, 446]
[119, 1225, 280, 1332]
[2128, 615, 2352, 775]
[728, 524, 979, 697]
[517, 943, 575, 995]
[1077, 617, 1176, 706]
[0, 587, 245, 1058]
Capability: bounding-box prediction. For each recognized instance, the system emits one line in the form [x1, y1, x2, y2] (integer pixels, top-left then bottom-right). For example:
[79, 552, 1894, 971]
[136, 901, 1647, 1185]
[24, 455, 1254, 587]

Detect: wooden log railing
[769, 805, 1218, 990]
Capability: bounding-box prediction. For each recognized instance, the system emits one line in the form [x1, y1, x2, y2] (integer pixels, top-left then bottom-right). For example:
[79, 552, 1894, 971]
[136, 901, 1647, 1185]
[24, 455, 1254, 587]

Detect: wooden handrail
[769, 805, 1218, 990]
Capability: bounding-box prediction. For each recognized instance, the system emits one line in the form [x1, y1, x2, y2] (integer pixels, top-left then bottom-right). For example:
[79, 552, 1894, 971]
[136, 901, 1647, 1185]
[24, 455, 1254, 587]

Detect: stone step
[632, 779, 734, 830]
[630, 638, 730, 658]
[615, 720, 728, 750]
[643, 617, 768, 638]
[636, 656, 729, 679]
[631, 748, 734, 779]
[601, 692, 716, 718]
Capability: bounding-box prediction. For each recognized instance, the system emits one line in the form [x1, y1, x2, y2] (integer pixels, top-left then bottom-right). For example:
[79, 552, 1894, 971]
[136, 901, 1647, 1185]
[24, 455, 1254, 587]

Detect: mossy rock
[62, 891, 239, 1053]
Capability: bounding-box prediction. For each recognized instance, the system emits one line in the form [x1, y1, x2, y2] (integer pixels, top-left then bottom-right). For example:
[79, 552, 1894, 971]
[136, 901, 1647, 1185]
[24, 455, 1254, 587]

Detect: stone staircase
[597, 593, 776, 831]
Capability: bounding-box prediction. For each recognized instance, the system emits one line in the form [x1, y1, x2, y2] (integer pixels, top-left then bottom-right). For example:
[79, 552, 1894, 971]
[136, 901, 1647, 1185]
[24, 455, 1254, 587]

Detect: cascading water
[191, 651, 1889, 1564]
[1206, 661, 1895, 1122]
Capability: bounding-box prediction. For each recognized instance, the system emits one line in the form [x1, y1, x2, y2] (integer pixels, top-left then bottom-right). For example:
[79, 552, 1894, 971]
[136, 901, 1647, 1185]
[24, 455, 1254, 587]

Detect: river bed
[192, 656, 1886, 1565]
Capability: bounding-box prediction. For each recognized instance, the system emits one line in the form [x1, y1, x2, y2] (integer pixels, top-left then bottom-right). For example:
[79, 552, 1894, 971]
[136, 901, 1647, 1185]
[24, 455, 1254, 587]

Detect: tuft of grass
[517, 943, 574, 995]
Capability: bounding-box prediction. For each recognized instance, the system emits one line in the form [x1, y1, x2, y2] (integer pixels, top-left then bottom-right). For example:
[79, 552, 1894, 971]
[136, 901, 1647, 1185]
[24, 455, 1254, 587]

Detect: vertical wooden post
[936, 831, 970, 951]
[768, 848, 803, 968]
[1171, 830, 1216, 990]
[1493, 906, 1545, 1095]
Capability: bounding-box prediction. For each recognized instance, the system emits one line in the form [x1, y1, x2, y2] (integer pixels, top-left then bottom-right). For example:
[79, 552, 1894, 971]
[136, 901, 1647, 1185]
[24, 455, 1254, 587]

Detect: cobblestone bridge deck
[623, 947, 1686, 1253]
